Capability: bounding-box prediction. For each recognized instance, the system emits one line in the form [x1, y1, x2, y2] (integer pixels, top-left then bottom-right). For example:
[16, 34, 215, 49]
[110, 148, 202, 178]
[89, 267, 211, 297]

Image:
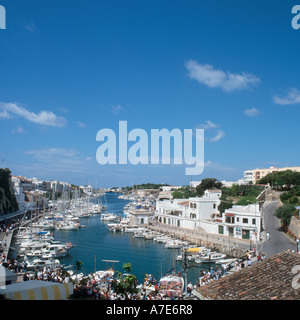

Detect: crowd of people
[198, 267, 225, 286]
[72, 272, 185, 300]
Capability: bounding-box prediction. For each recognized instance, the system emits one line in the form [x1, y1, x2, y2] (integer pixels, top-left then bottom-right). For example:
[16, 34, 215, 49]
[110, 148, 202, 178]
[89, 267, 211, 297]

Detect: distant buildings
[190, 165, 300, 188]
[9, 175, 74, 211]
[245, 166, 300, 184]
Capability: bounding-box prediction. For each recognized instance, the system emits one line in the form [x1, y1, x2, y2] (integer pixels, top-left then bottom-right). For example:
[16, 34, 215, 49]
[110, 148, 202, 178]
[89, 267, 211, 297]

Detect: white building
[243, 170, 253, 184]
[161, 185, 182, 191]
[155, 189, 221, 230]
[51, 181, 63, 193]
[80, 185, 93, 196]
[129, 208, 152, 226]
[216, 204, 261, 241]
[31, 177, 43, 190]
[10, 176, 25, 211]
[42, 181, 52, 192]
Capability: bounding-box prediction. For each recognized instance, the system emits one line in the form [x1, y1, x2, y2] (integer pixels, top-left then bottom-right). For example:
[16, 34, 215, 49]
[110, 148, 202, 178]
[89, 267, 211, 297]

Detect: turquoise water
[53, 193, 205, 284]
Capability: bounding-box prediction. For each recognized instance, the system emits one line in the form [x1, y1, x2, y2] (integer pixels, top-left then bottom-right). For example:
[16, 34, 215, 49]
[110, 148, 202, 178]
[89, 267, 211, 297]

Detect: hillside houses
[155, 189, 262, 241]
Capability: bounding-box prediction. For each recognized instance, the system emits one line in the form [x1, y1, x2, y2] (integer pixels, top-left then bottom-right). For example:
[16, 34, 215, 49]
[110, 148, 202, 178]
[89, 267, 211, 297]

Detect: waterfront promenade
[0, 231, 13, 262]
[149, 223, 256, 257]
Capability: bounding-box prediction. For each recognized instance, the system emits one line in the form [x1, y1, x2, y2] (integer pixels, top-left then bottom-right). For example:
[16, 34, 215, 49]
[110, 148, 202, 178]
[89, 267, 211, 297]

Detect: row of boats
[176, 247, 237, 265]
[105, 218, 234, 264]
[13, 229, 75, 270]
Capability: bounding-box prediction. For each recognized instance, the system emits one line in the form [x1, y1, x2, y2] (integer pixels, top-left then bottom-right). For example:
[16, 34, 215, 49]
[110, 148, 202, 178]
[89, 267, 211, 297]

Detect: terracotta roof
[195, 251, 300, 300]
[178, 201, 189, 205]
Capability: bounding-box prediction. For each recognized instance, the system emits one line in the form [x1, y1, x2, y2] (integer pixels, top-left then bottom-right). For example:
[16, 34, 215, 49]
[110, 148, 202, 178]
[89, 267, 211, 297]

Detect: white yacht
[195, 252, 226, 264]
[25, 257, 61, 270]
[100, 213, 119, 221]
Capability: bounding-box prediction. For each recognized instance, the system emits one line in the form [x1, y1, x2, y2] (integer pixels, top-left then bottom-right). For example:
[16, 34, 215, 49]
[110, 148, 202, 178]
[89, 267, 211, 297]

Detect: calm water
[53, 193, 207, 284]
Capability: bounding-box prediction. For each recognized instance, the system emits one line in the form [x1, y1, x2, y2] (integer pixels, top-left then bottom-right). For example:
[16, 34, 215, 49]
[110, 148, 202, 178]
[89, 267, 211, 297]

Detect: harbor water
[52, 193, 206, 284]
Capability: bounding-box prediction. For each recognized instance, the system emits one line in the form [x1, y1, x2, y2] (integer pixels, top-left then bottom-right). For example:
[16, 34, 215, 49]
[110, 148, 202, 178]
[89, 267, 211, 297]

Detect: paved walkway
[258, 201, 296, 257]
[0, 231, 13, 262]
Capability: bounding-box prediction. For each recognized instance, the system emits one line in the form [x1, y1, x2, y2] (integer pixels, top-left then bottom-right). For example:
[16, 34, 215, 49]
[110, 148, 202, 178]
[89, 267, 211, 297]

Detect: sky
[0, 0, 300, 187]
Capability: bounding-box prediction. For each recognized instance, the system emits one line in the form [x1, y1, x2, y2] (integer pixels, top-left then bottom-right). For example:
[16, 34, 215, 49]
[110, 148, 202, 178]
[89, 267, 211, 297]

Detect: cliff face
[0, 168, 19, 215]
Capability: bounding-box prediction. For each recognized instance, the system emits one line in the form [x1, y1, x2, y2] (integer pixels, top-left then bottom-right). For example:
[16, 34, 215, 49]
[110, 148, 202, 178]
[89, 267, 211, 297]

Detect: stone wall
[288, 216, 300, 240]
[149, 223, 251, 258]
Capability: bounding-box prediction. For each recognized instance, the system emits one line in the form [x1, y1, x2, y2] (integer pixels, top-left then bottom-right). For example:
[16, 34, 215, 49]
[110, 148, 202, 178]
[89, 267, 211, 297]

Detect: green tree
[196, 178, 222, 196]
[75, 260, 83, 280]
[218, 200, 233, 215]
[172, 187, 197, 199]
[122, 262, 133, 273]
[113, 263, 138, 295]
[259, 170, 300, 190]
[275, 204, 296, 231]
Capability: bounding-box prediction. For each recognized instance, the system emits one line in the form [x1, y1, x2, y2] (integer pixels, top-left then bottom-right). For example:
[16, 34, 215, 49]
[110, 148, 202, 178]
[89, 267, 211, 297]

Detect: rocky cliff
[0, 168, 19, 215]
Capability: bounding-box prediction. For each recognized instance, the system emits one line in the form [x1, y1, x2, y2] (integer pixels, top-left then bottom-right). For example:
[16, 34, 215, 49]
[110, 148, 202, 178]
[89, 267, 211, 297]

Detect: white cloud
[12, 127, 25, 134]
[77, 121, 86, 128]
[24, 148, 92, 175]
[185, 60, 260, 92]
[196, 120, 225, 143]
[25, 148, 90, 172]
[197, 120, 218, 130]
[25, 22, 36, 32]
[0, 110, 12, 119]
[244, 107, 260, 117]
[0, 102, 67, 127]
[273, 88, 300, 105]
[209, 130, 225, 142]
[111, 104, 123, 114]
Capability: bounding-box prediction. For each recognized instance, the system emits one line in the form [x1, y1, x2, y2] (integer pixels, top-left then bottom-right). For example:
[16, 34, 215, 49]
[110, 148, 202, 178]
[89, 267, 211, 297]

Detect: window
[177, 220, 180, 227]
[213, 204, 216, 209]
[140, 218, 144, 224]
[194, 203, 197, 209]
[190, 203, 193, 208]
[225, 216, 235, 224]
[218, 225, 224, 234]
[237, 217, 239, 222]
[242, 218, 248, 224]
[252, 218, 256, 225]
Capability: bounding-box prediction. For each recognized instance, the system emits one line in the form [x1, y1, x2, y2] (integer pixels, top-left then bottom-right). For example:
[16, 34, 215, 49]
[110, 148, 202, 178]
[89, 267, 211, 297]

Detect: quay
[0, 231, 13, 262]
[149, 223, 258, 257]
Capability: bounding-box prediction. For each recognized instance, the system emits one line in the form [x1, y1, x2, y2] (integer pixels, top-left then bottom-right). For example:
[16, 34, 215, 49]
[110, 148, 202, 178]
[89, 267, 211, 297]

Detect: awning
[0, 280, 73, 300]
[225, 213, 235, 217]
[0, 266, 17, 286]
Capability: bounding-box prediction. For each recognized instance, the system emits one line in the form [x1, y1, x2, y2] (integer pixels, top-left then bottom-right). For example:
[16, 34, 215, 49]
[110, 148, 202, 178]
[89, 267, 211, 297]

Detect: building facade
[155, 189, 221, 230]
[216, 204, 261, 241]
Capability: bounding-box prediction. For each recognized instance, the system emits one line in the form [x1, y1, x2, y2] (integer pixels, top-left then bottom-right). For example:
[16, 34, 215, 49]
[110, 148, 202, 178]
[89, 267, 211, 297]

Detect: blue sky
[0, 0, 300, 187]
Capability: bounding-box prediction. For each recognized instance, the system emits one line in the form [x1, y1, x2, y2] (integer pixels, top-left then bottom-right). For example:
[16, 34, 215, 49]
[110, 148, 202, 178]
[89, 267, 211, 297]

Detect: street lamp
[296, 239, 299, 254]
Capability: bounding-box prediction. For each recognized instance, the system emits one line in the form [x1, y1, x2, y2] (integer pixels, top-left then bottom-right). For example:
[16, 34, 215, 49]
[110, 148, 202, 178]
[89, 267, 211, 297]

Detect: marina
[2, 192, 232, 291]
[0, 189, 262, 301]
